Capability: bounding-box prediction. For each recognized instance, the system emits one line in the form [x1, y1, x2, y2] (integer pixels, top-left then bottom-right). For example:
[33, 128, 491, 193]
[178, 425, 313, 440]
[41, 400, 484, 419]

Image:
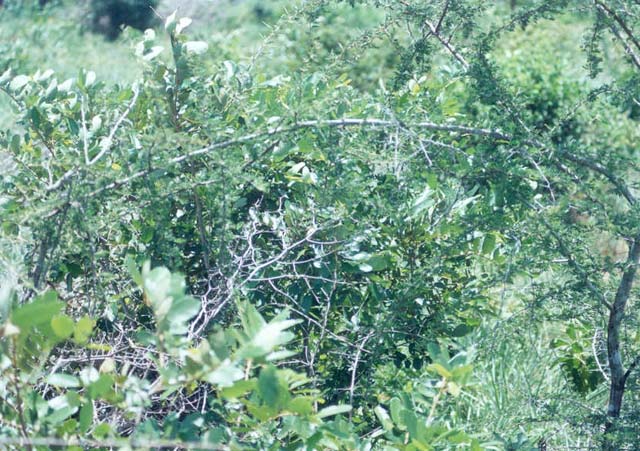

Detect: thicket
[1, 1, 640, 450]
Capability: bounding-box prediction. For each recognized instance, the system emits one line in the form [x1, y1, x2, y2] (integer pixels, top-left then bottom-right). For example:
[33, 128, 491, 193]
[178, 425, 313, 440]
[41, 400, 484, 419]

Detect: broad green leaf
[451, 364, 474, 380]
[206, 362, 244, 387]
[46, 406, 77, 425]
[317, 404, 352, 419]
[79, 401, 93, 432]
[143, 266, 173, 317]
[73, 316, 94, 344]
[258, 365, 290, 409]
[482, 233, 496, 255]
[374, 405, 394, 431]
[51, 314, 74, 339]
[220, 379, 256, 399]
[167, 295, 200, 331]
[175, 17, 192, 35]
[58, 78, 73, 92]
[287, 396, 314, 416]
[164, 10, 177, 30]
[0, 69, 11, 84]
[47, 373, 81, 388]
[93, 423, 112, 438]
[99, 358, 116, 374]
[12, 291, 62, 330]
[85, 70, 96, 87]
[252, 319, 300, 351]
[402, 410, 419, 439]
[427, 363, 452, 379]
[9, 75, 30, 91]
[239, 302, 266, 337]
[87, 374, 113, 399]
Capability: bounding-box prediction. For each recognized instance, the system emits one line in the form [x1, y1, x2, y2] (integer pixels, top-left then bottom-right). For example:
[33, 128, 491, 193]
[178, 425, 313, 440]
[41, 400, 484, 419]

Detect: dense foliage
[2, 0, 640, 449]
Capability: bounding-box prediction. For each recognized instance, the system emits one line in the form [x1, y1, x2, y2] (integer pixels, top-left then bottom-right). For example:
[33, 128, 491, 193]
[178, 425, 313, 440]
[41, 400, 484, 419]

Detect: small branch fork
[88, 84, 140, 166]
[424, 20, 469, 69]
[46, 85, 139, 191]
[594, 0, 640, 70]
[348, 330, 375, 420]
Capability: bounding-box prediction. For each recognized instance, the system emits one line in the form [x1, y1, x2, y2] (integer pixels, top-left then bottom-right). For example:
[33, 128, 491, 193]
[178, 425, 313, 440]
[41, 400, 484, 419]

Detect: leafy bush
[3, 1, 640, 449]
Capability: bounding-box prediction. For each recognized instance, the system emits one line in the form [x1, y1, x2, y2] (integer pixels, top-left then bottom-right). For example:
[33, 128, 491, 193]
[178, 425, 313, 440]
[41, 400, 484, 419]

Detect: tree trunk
[603, 315, 625, 450]
[602, 237, 640, 450]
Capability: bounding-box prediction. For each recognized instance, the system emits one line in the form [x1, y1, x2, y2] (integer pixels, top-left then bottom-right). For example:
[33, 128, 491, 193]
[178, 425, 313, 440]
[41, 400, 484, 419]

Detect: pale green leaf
[317, 404, 352, 418]
[47, 373, 81, 388]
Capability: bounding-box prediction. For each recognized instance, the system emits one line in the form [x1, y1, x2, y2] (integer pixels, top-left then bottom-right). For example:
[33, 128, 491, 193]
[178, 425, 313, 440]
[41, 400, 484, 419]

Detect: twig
[88, 84, 139, 165]
[434, 0, 450, 33]
[348, 330, 374, 420]
[10, 338, 32, 451]
[425, 20, 469, 69]
[531, 202, 611, 311]
[81, 98, 90, 164]
[595, 0, 640, 53]
[592, 328, 610, 382]
[623, 354, 640, 381]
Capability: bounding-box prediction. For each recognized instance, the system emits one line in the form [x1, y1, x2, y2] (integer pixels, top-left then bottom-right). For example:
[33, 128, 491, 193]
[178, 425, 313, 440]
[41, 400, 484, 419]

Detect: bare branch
[425, 20, 469, 69]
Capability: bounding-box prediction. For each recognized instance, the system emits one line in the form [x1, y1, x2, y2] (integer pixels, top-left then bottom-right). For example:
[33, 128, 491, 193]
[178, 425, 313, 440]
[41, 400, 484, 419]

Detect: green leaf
[93, 422, 112, 438]
[87, 374, 113, 399]
[447, 381, 461, 397]
[164, 10, 177, 30]
[46, 406, 77, 425]
[451, 364, 474, 380]
[258, 365, 290, 409]
[482, 233, 496, 255]
[167, 295, 200, 331]
[317, 404, 352, 419]
[374, 405, 394, 431]
[142, 46, 164, 61]
[47, 373, 81, 388]
[253, 319, 300, 351]
[73, 316, 94, 344]
[125, 255, 143, 286]
[427, 363, 452, 379]
[143, 266, 173, 318]
[9, 75, 30, 91]
[220, 379, 256, 399]
[239, 301, 266, 337]
[402, 410, 419, 439]
[206, 362, 244, 387]
[287, 396, 314, 416]
[175, 17, 192, 35]
[51, 314, 74, 339]
[12, 291, 62, 331]
[390, 397, 403, 426]
[79, 401, 93, 432]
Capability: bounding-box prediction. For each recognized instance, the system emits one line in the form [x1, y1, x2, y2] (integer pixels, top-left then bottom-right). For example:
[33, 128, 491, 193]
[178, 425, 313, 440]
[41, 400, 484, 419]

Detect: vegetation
[1, 0, 640, 449]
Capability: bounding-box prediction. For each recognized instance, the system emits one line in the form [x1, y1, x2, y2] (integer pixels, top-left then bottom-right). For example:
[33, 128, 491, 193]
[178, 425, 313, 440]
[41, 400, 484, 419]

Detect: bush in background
[89, 0, 159, 39]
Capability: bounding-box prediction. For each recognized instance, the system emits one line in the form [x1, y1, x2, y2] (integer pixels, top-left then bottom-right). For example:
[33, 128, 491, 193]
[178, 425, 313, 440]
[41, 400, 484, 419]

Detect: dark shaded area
[89, 0, 159, 40]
